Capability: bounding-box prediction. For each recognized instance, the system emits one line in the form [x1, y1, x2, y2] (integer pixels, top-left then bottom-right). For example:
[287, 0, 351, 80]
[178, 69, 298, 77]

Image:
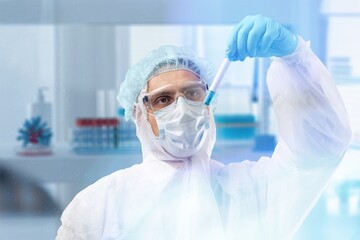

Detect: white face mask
[152, 97, 209, 158]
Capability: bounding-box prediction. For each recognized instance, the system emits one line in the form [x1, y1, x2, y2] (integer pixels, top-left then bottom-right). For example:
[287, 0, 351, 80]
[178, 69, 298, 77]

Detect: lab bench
[0, 142, 269, 183]
[0, 144, 142, 183]
[0, 142, 267, 207]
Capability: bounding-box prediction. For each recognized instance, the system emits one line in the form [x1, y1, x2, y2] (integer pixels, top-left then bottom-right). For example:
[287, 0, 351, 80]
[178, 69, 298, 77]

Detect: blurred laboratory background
[0, 0, 359, 239]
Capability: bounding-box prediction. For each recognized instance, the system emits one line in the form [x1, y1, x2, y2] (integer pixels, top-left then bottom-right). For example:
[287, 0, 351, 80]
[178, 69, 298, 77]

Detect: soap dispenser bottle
[28, 87, 52, 128]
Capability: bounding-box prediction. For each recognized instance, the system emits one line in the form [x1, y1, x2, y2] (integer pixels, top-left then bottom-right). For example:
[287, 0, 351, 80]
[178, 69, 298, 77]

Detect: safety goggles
[143, 81, 208, 112]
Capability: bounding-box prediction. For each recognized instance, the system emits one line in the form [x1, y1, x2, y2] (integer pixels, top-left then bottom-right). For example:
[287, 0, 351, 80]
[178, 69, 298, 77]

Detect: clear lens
[143, 81, 207, 111]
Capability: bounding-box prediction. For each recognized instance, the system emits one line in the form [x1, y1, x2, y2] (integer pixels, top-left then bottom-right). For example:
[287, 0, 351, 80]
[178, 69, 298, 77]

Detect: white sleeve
[268, 36, 351, 168]
[215, 37, 351, 239]
[261, 36, 352, 238]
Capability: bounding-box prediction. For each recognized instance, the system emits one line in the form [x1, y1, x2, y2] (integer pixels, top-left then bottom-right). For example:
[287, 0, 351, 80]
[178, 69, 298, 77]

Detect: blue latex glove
[226, 15, 298, 61]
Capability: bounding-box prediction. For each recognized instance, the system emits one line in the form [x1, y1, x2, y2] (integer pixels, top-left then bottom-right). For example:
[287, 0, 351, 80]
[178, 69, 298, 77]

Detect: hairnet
[117, 45, 215, 121]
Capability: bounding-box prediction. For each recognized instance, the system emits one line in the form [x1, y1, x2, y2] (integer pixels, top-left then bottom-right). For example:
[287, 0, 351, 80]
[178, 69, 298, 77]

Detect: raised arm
[268, 37, 351, 168]
[223, 15, 352, 239]
[261, 36, 351, 239]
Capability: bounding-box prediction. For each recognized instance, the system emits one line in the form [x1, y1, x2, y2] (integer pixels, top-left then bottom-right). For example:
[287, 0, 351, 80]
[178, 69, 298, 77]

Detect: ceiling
[0, 0, 297, 24]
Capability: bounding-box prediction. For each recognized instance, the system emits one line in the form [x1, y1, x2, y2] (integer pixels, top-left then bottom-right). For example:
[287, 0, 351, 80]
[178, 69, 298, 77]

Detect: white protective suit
[56, 38, 352, 240]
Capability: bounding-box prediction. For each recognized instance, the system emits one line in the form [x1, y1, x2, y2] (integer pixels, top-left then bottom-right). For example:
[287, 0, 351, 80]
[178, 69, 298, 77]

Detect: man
[56, 15, 351, 239]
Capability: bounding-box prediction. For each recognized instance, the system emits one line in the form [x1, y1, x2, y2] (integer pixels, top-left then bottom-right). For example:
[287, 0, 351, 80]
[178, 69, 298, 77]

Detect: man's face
[146, 69, 203, 136]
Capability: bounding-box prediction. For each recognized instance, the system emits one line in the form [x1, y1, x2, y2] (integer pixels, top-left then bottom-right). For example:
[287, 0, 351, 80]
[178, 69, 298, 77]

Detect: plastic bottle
[28, 87, 52, 128]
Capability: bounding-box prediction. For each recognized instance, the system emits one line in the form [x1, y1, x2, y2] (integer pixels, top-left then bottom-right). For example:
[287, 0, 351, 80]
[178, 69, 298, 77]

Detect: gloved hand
[226, 15, 298, 61]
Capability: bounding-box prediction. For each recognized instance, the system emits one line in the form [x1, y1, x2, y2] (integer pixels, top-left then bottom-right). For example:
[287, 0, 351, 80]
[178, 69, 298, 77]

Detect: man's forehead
[149, 81, 205, 95]
[147, 70, 201, 92]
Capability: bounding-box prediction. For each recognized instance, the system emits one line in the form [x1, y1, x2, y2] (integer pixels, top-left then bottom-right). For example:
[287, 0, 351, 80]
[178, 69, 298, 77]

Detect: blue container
[214, 114, 257, 141]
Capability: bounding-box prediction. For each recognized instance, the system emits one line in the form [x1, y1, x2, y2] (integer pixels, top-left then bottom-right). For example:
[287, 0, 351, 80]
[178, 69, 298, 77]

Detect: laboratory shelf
[0, 142, 270, 184]
[0, 144, 142, 183]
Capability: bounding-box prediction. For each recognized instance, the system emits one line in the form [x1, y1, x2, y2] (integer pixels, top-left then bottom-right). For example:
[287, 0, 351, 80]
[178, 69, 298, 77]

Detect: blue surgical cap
[117, 45, 214, 121]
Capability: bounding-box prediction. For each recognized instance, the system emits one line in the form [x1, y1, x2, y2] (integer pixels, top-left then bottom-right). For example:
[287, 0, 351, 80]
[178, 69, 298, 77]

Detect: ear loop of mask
[135, 87, 163, 140]
[139, 87, 169, 139]
[135, 88, 149, 122]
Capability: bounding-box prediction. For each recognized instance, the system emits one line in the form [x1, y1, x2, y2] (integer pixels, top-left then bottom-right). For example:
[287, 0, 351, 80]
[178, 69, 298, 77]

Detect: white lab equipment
[96, 89, 118, 118]
[27, 87, 52, 128]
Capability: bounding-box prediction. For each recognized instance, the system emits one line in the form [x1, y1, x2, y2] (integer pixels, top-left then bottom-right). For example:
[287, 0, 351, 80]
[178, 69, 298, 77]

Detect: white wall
[54, 25, 117, 142]
[0, 0, 325, 57]
[0, 25, 54, 146]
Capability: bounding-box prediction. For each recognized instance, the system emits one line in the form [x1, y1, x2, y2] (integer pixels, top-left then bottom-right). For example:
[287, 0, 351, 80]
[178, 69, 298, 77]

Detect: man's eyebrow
[182, 85, 200, 91]
[152, 89, 176, 96]
[181, 82, 203, 91]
